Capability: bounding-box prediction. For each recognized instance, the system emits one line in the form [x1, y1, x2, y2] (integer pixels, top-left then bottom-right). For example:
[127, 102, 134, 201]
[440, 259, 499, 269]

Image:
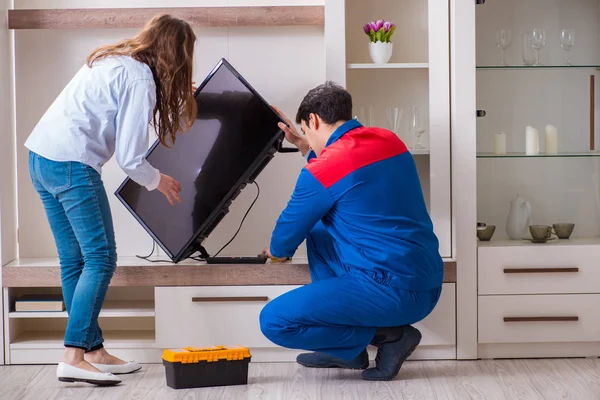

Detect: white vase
[506, 193, 532, 240]
[369, 42, 393, 64]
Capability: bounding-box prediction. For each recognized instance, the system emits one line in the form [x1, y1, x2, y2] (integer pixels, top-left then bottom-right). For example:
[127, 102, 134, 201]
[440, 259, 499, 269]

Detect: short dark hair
[295, 81, 353, 125]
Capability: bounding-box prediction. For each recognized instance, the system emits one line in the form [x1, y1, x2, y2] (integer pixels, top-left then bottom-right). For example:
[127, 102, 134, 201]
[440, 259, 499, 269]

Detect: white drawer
[156, 283, 456, 353]
[479, 294, 600, 344]
[155, 286, 300, 348]
[478, 243, 600, 295]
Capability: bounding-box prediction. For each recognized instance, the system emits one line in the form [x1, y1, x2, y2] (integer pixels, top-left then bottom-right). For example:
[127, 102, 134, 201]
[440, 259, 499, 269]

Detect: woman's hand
[157, 173, 182, 206]
[271, 105, 310, 155]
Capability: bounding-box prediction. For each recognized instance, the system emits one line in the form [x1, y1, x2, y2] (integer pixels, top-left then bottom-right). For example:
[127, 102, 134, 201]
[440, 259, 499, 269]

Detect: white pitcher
[506, 193, 532, 240]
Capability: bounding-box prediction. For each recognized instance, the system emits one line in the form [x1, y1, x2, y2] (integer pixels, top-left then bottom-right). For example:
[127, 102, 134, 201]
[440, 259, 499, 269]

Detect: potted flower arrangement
[363, 19, 396, 64]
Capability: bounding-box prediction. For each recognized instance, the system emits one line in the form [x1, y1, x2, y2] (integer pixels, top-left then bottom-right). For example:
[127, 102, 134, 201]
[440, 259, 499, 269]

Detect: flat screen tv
[115, 58, 288, 263]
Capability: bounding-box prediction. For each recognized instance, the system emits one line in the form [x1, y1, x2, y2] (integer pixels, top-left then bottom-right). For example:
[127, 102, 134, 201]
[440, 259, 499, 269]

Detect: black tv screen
[115, 59, 284, 262]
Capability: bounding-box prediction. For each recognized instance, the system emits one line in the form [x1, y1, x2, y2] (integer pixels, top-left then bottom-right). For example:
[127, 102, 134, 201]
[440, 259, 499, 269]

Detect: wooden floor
[2, 360, 600, 400]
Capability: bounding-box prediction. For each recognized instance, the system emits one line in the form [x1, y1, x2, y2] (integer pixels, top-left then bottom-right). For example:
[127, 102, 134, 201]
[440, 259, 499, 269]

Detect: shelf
[7, 6, 324, 30]
[10, 330, 155, 349]
[478, 237, 600, 248]
[477, 152, 600, 159]
[3, 256, 457, 286]
[411, 149, 430, 155]
[348, 63, 428, 70]
[477, 65, 600, 70]
[9, 300, 155, 319]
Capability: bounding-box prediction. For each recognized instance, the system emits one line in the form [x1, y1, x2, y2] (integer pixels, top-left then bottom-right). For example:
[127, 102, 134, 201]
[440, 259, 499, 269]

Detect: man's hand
[262, 247, 273, 258]
[271, 105, 310, 156]
[157, 173, 182, 206]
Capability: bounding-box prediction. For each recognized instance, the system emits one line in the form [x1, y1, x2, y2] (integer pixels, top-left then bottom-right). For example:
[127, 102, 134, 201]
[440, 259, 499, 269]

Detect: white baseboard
[10, 347, 163, 365]
[8, 344, 458, 365]
[479, 342, 600, 359]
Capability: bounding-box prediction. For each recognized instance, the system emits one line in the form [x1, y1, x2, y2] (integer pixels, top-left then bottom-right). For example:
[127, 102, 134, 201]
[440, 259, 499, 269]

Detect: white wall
[13, 0, 325, 258]
[475, 0, 600, 239]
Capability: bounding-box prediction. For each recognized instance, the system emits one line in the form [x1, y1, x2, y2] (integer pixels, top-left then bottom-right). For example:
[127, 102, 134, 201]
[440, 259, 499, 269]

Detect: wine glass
[409, 106, 426, 150]
[496, 29, 512, 66]
[386, 107, 403, 137]
[355, 106, 375, 126]
[521, 32, 535, 66]
[560, 29, 575, 66]
[531, 28, 546, 66]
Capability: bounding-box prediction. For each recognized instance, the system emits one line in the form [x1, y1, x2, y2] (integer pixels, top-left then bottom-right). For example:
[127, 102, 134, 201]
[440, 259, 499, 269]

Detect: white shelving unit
[338, 0, 451, 258]
[325, 0, 457, 360]
[3, 285, 158, 364]
[470, 0, 600, 359]
[0, 0, 462, 365]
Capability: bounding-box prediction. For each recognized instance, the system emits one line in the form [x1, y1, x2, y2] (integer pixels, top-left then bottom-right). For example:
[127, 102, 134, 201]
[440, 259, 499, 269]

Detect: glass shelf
[477, 152, 600, 159]
[348, 63, 429, 70]
[477, 65, 600, 70]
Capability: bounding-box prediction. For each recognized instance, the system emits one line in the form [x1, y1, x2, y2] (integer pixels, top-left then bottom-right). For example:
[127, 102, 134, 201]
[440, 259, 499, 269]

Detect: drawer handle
[192, 296, 269, 303]
[503, 267, 579, 274]
[504, 316, 579, 322]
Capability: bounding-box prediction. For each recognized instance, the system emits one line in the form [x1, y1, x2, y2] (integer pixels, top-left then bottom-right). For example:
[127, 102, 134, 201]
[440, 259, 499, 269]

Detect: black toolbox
[162, 346, 251, 389]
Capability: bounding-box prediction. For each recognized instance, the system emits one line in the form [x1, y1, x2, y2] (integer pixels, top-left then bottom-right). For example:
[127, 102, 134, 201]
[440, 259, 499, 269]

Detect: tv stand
[181, 243, 210, 261]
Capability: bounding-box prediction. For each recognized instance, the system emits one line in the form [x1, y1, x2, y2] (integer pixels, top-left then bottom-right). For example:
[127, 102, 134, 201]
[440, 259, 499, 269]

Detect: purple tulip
[383, 21, 394, 32]
[373, 19, 384, 32]
[363, 23, 371, 34]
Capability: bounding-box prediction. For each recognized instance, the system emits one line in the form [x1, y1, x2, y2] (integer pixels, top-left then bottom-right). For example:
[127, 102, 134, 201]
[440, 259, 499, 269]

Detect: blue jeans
[29, 152, 117, 350]
[260, 222, 442, 360]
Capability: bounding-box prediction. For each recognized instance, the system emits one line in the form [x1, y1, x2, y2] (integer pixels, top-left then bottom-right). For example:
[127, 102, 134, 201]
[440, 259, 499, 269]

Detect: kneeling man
[260, 82, 443, 381]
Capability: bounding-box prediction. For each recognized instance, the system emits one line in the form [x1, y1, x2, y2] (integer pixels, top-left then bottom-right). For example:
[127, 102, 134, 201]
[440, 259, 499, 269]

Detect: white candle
[545, 125, 558, 155]
[493, 132, 507, 155]
[526, 126, 539, 155]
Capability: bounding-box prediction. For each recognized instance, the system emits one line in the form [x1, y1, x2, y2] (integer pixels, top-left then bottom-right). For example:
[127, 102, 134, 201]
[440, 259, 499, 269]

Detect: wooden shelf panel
[2, 257, 457, 287]
[8, 6, 324, 30]
[9, 300, 155, 319]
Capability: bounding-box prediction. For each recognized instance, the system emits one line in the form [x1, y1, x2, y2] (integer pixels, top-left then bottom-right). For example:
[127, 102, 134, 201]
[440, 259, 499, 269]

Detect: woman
[24, 14, 196, 386]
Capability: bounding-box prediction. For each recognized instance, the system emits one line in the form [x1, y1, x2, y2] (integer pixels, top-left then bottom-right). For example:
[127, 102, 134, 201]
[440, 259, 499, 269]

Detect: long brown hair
[87, 14, 197, 147]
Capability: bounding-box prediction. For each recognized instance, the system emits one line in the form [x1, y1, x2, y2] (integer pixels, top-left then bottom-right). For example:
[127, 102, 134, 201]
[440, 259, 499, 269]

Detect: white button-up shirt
[25, 55, 161, 190]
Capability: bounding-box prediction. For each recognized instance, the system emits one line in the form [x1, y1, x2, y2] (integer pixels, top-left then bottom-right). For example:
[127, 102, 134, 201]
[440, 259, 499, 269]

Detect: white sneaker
[57, 362, 121, 386]
[91, 361, 142, 375]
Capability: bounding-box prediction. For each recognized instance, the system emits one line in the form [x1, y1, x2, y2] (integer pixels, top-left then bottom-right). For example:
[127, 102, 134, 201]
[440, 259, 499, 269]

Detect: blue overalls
[260, 120, 443, 360]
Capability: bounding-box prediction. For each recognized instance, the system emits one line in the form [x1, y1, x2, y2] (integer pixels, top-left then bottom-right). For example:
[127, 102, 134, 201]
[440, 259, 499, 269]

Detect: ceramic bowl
[477, 225, 496, 241]
[553, 223, 575, 239]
